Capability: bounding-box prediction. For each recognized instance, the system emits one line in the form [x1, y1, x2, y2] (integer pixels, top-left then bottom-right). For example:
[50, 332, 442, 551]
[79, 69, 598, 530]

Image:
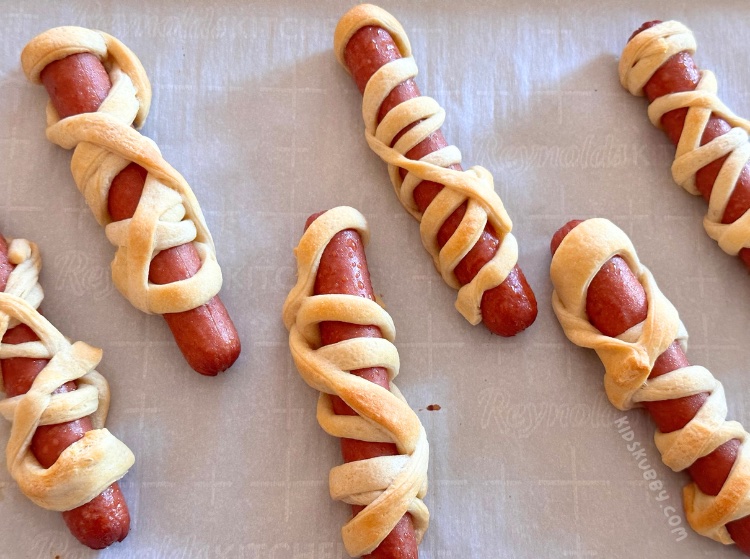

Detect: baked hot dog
[620, 21, 750, 268]
[550, 218, 750, 554]
[0, 235, 134, 549]
[21, 27, 240, 376]
[334, 4, 537, 337]
[283, 206, 429, 558]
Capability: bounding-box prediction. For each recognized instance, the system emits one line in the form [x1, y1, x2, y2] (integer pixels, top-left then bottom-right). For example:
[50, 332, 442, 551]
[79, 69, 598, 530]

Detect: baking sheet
[2, 1, 750, 557]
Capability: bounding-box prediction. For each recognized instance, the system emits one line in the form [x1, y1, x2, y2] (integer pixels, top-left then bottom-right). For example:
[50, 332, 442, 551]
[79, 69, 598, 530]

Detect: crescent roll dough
[0, 237, 134, 511]
[551, 218, 750, 545]
[619, 20, 750, 256]
[283, 206, 429, 557]
[21, 26, 222, 315]
[334, 4, 518, 326]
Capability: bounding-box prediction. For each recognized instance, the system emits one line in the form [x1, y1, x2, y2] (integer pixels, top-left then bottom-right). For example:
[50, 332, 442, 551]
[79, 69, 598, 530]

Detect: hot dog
[620, 21, 750, 268]
[283, 206, 429, 558]
[550, 218, 750, 554]
[306, 211, 417, 558]
[334, 5, 537, 337]
[21, 28, 240, 376]
[0, 236, 133, 549]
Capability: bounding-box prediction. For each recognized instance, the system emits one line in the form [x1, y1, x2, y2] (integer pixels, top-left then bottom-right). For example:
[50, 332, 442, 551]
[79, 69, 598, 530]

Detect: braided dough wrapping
[619, 21, 750, 256]
[551, 218, 750, 544]
[0, 238, 134, 511]
[333, 4, 518, 326]
[21, 26, 222, 315]
[282, 206, 429, 557]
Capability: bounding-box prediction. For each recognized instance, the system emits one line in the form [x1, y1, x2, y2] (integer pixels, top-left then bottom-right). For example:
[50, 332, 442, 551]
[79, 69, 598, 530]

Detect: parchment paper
[2, 1, 750, 557]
